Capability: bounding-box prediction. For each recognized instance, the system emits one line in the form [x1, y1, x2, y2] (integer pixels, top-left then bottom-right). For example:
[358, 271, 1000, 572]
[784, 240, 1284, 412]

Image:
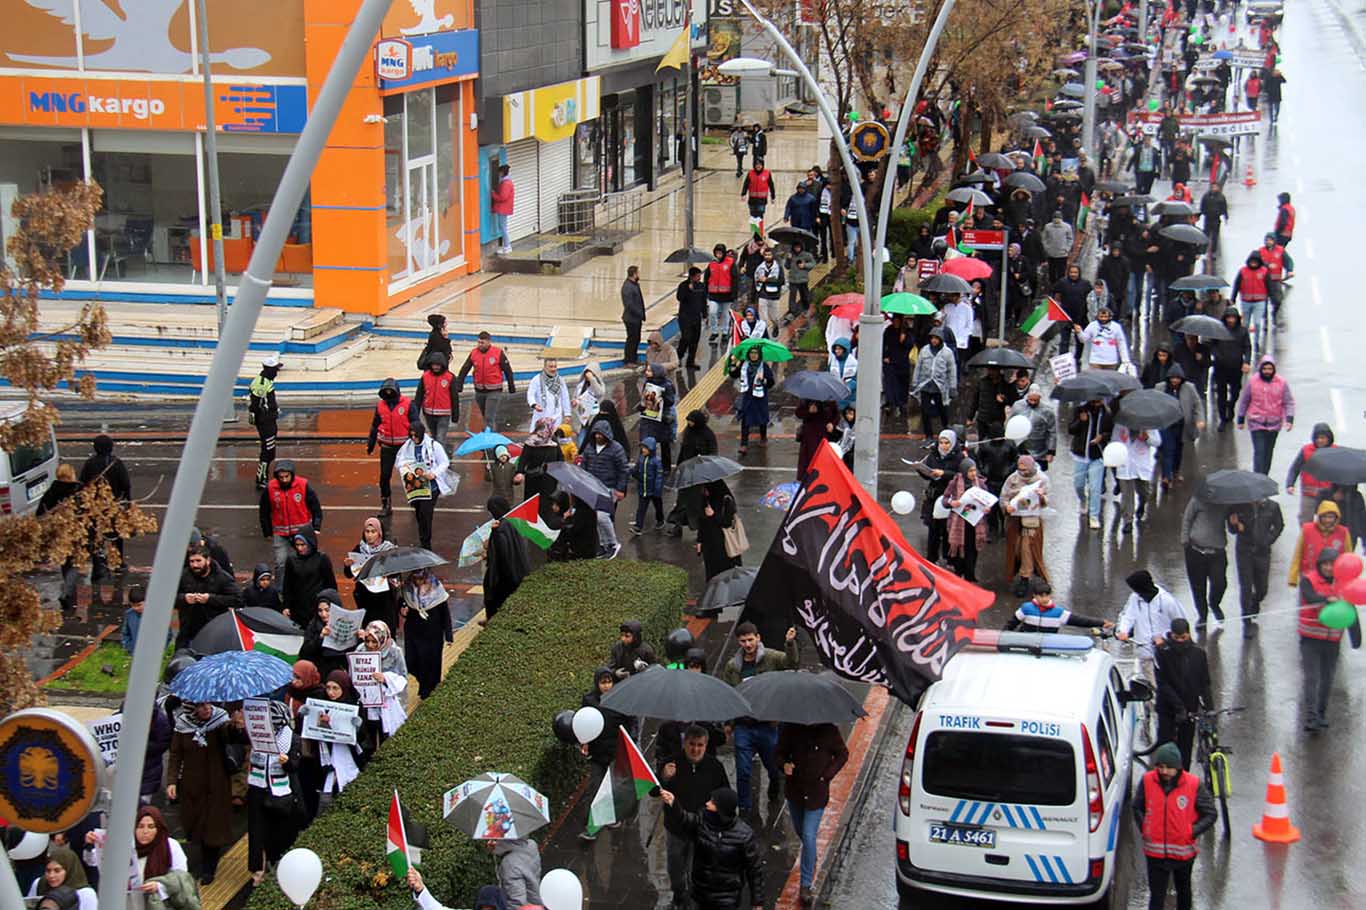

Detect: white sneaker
[1088, 516, 1101, 530]
[1208, 616, 1224, 631]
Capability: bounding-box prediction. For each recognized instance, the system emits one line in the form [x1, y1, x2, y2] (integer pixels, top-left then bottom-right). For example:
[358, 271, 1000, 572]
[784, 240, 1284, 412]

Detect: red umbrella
[830, 302, 862, 321]
[941, 257, 994, 281]
[822, 292, 863, 308]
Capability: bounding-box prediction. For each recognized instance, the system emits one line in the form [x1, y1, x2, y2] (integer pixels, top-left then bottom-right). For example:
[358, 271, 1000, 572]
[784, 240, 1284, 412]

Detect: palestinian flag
[1021, 296, 1071, 338]
[966, 147, 978, 169]
[944, 225, 958, 255]
[587, 728, 661, 835]
[730, 310, 744, 349]
[1076, 193, 1091, 231]
[1032, 138, 1046, 172]
[505, 494, 559, 550]
[233, 611, 302, 662]
[387, 790, 411, 878]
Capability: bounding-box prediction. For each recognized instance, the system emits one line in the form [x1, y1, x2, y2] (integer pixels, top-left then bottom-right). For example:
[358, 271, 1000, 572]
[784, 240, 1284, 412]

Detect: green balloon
[1148, 98, 1160, 111]
[1276, 55, 1283, 63]
[1318, 599, 1358, 630]
[1095, 79, 1105, 89]
[848, 111, 860, 122]
[1193, 34, 1205, 45]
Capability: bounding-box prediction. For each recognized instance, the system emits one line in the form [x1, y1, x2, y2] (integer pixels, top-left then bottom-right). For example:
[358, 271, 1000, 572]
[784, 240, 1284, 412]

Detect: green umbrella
[729, 337, 793, 362]
[880, 292, 937, 316]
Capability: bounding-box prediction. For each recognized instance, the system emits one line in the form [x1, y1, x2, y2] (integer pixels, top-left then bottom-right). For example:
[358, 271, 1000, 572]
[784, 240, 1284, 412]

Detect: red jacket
[1140, 770, 1200, 860]
[1276, 202, 1296, 239]
[1259, 244, 1287, 279]
[1299, 569, 1345, 641]
[491, 176, 515, 215]
[1232, 264, 1269, 301]
[745, 169, 775, 201]
[267, 476, 314, 536]
[706, 255, 738, 301]
[1296, 518, 1350, 583]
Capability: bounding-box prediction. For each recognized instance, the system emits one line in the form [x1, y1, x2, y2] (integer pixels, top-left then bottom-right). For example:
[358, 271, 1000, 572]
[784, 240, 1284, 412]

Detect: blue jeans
[787, 800, 826, 888]
[1160, 423, 1185, 481]
[732, 723, 780, 809]
[495, 212, 509, 246]
[1250, 428, 1279, 475]
[845, 223, 859, 261]
[1072, 454, 1105, 520]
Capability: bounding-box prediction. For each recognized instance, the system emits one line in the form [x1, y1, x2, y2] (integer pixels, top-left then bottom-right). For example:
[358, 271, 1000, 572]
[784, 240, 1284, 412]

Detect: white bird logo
[10, 0, 271, 72]
[401, 0, 454, 36]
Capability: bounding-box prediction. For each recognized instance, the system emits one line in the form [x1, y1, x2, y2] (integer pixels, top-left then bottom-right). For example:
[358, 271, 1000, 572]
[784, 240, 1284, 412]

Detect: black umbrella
[1023, 125, 1052, 139]
[1050, 99, 1084, 111]
[1198, 469, 1279, 505]
[546, 461, 614, 510]
[768, 225, 818, 247]
[1058, 83, 1087, 99]
[1051, 375, 1114, 403]
[1170, 314, 1232, 339]
[1304, 447, 1366, 484]
[670, 454, 744, 490]
[1004, 171, 1046, 193]
[920, 273, 974, 295]
[781, 370, 851, 402]
[190, 607, 304, 656]
[697, 566, 759, 615]
[600, 665, 752, 721]
[357, 546, 448, 580]
[1081, 369, 1141, 394]
[1160, 223, 1209, 246]
[1170, 274, 1229, 291]
[1110, 194, 1154, 207]
[1198, 135, 1235, 150]
[664, 246, 712, 264]
[967, 347, 1035, 370]
[1095, 180, 1131, 193]
[736, 671, 869, 725]
[977, 152, 1017, 171]
[1115, 389, 1184, 430]
[1006, 111, 1039, 128]
[1048, 111, 1083, 123]
[953, 171, 994, 186]
[1152, 200, 1196, 218]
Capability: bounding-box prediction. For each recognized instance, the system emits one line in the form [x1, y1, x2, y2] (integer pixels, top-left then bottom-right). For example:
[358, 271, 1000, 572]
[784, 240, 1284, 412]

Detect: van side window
[1094, 714, 1115, 785]
[1109, 667, 1126, 697]
[1102, 690, 1119, 746]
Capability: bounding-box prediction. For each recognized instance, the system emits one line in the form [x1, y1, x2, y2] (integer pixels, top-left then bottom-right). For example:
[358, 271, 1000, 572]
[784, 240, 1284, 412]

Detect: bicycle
[1195, 706, 1244, 838]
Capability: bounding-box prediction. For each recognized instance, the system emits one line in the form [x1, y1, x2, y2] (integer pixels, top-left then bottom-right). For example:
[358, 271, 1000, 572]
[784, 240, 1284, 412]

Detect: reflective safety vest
[268, 477, 313, 537]
[1298, 570, 1345, 642]
[1140, 769, 1200, 861]
[1260, 244, 1287, 280]
[375, 397, 411, 446]
[1236, 265, 1269, 301]
[1278, 203, 1295, 238]
[707, 256, 736, 296]
[746, 169, 772, 199]
[469, 346, 506, 390]
[1298, 443, 1334, 497]
[420, 370, 454, 416]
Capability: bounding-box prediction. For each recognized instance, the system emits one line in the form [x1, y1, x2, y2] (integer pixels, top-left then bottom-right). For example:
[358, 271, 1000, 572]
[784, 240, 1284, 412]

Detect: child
[490, 445, 520, 503]
[241, 563, 280, 609]
[1004, 580, 1113, 633]
[835, 404, 857, 468]
[555, 422, 579, 462]
[121, 585, 146, 654]
[630, 438, 665, 534]
[577, 668, 629, 841]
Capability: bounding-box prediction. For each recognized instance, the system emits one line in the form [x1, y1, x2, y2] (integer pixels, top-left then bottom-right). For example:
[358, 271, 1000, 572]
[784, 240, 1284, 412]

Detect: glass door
[405, 159, 440, 277]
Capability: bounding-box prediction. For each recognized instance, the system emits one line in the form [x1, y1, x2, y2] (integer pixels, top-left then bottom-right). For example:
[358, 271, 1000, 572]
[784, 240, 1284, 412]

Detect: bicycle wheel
[1211, 751, 1232, 838]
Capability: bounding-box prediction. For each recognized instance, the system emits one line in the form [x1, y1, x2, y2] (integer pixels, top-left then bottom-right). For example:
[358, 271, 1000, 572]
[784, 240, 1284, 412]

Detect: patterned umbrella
[761, 481, 801, 510]
[168, 650, 293, 703]
[455, 431, 513, 456]
[443, 772, 551, 840]
[458, 519, 493, 567]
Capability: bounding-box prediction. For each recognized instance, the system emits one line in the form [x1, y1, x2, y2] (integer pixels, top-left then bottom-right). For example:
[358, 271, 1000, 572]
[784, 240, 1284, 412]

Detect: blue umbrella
[1213, 49, 1233, 59]
[168, 650, 293, 703]
[455, 431, 513, 456]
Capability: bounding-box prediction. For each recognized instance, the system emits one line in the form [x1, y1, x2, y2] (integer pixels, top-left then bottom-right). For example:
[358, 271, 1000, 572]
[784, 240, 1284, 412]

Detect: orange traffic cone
[1243, 161, 1257, 188]
[1251, 752, 1300, 844]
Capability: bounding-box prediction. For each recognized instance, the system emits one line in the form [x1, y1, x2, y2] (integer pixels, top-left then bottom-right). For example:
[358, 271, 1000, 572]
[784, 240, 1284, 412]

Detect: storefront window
[574, 121, 600, 192]
[620, 90, 638, 188]
[657, 80, 677, 172]
[89, 135, 199, 285]
[385, 85, 462, 288]
[0, 135, 84, 276]
[435, 84, 462, 269]
[217, 150, 310, 286]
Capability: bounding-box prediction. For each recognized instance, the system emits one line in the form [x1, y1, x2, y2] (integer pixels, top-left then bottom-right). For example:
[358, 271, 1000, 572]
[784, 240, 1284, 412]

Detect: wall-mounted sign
[504, 76, 602, 143]
[850, 121, 891, 162]
[611, 0, 642, 48]
[376, 29, 479, 93]
[586, 0, 707, 71]
[0, 709, 107, 834]
[375, 38, 414, 81]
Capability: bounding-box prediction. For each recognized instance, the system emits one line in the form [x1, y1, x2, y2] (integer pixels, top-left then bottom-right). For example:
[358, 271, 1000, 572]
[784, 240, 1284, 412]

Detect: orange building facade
[0, 0, 480, 316]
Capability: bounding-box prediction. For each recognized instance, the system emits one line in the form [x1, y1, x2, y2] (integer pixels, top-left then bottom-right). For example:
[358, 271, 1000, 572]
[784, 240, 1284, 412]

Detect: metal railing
[557, 189, 599, 235]
[597, 187, 643, 237]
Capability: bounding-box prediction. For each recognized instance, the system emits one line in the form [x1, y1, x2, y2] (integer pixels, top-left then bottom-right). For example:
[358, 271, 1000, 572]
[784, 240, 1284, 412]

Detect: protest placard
[89, 713, 122, 765]
[348, 651, 385, 707]
[242, 699, 279, 754]
[323, 605, 365, 652]
[1050, 353, 1077, 382]
[300, 698, 360, 745]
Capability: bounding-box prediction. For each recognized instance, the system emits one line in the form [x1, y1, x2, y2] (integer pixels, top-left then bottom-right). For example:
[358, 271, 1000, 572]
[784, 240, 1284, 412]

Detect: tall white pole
[95, 3, 396, 906]
[1081, 0, 1101, 161]
[195, 0, 234, 421]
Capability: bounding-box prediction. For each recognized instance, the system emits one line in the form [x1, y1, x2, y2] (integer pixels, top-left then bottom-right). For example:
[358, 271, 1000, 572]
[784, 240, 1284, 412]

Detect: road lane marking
[1295, 176, 1305, 194]
[1331, 388, 1347, 431]
[1320, 326, 1335, 364]
[1304, 237, 1316, 260]
[1293, 154, 1303, 167]
[1311, 274, 1323, 307]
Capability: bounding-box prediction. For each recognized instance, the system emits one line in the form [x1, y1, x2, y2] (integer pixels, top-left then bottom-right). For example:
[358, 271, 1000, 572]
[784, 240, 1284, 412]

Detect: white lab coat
[396, 437, 455, 495]
[1113, 425, 1161, 481]
[526, 372, 571, 430]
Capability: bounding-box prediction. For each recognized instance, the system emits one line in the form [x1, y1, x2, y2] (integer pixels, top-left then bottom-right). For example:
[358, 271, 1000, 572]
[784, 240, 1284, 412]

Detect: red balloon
[1340, 576, 1366, 607]
[1334, 552, 1365, 585]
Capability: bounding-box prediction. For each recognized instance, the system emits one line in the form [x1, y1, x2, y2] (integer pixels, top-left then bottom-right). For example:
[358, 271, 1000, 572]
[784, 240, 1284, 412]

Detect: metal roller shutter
[505, 139, 540, 241]
[537, 138, 574, 234]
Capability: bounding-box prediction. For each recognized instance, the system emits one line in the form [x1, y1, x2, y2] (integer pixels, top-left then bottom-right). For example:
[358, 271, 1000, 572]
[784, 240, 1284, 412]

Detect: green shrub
[245, 560, 686, 910]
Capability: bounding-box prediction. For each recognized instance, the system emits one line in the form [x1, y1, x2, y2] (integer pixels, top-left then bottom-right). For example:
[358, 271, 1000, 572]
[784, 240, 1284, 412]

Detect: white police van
[894, 631, 1152, 906]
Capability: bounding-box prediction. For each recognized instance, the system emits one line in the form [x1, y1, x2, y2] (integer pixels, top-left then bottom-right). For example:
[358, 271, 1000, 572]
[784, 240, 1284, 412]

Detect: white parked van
[0, 402, 60, 517]
[894, 631, 1152, 906]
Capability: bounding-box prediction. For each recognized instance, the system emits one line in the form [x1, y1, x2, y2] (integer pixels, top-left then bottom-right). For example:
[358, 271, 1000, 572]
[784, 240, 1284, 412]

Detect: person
[580, 419, 629, 559]
[366, 378, 411, 517]
[167, 701, 240, 884]
[358, 620, 408, 747]
[24, 846, 96, 910]
[174, 544, 241, 648]
[660, 724, 732, 909]
[482, 496, 530, 622]
[248, 354, 281, 489]
[1181, 495, 1230, 629]
[730, 305, 765, 343]
[1128, 133, 1160, 195]
[576, 667, 629, 841]
[629, 438, 666, 534]
[486, 444, 519, 503]
[1141, 342, 1175, 389]
[1286, 422, 1337, 522]
[638, 362, 677, 473]
[1113, 423, 1160, 535]
[783, 182, 817, 234]
[608, 620, 658, 681]
[1172, 334, 1211, 401]
[676, 267, 708, 369]
[1073, 305, 1131, 370]
[777, 722, 848, 907]
[455, 331, 516, 431]
[815, 177, 833, 262]
[1297, 547, 1362, 731]
[728, 124, 750, 177]
[1154, 618, 1213, 770]
[750, 124, 767, 165]
[126, 805, 191, 899]
[525, 358, 571, 432]
[245, 700, 303, 884]
[1243, 70, 1262, 110]
[658, 786, 764, 910]
[416, 313, 452, 373]
[1258, 233, 1294, 313]
[1008, 385, 1057, 469]
[944, 459, 989, 582]
[1235, 354, 1294, 475]
[1069, 398, 1113, 530]
[515, 416, 564, 507]
[833, 403, 856, 469]
[340, 517, 397, 630]
[621, 265, 647, 364]
[668, 408, 720, 535]
[396, 421, 452, 550]
[1316, 483, 1366, 549]
[401, 569, 453, 700]
[1210, 310, 1250, 430]
[78, 433, 131, 585]
[280, 531, 336, 629]
[258, 459, 324, 577]
[1288, 500, 1351, 586]
[35, 463, 83, 610]
[1000, 454, 1050, 596]
[1273, 191, 1295, 247]
[1132, 741, 1217, 910]
[1052, 264, 1091, 364]
[412, 352, 457, 449]
[786, 241, 816, 317]
[1228, 496, 1284, 633]
[722, 623, 799, 812]
[1116, 570, 1197, 687]
[315, 670, 365, 806]
[1158, 366, 1205, 487]
[491, 163, 514, 254]
[705, 244, 740, 343]
[912, 328, 957, 438]
[753, 246, 785, 332]
[242, 562, 279, 611]
[1264, 68, 1286, 124]
[1200, 185, 1228, 257]
[921, 429, 964, 566]
[695, 479, 743, 580]
[121, 584, 148, 654]
[742, 157, 776, 221]
[827, 337, 857, 406]
[547, 491, 598, 561]
[1230, 252, 1271, 350]
[300, 591, 359, 681]
[405, 872, 505, 910]
[795, 400, 837, 480]
[1040, 211, 1074, 283]
[882, 315, 915, 418]
[1005, 579, 1112, 632]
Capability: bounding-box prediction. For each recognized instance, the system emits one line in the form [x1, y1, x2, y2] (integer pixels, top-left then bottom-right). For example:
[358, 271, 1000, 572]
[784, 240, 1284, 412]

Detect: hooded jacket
[174, 559, 242, 645]
[367, 378, 411, 451]
[1141, 343, 1175, 389]
[492, 838, 542, 907]
[913, 338, 958, 400]
[1118, 570, 1197, 658]
[581, 668, 630, 765]
[1008, 393, 1057, 456]
[658, 747, 731, 835]
[78, 434, 132, 501]
[281, 531, 338, 628]
[678, 410, 719, 463]
[1180, 496, 1229, 551]
[1286, 422, 1336, 496]
[665, 792, 764, 907]
[1163, 366, 1206, 440]
[609, 620, 658, 678]
[1289, 501, 1352, 585]
[646, 329, 681, 374]
[1210, 311, 1251, 372]
[416, 316, 453, 371]
[1235, 354, 1294, 430]
[580, 420, 630, 492]
[633, 438, 665, 497]
[241, 562, 281, 609]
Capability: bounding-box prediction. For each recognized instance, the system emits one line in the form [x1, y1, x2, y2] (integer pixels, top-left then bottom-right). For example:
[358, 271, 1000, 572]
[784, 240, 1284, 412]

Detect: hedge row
[246, 560, 687, 910]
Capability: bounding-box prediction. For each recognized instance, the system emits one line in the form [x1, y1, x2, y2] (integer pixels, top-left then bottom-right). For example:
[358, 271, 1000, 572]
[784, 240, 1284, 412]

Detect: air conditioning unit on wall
[703, 86, 737, 127]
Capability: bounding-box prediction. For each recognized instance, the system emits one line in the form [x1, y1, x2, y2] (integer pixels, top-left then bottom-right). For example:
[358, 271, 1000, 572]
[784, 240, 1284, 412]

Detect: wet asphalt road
[32, 2, 1366, 908]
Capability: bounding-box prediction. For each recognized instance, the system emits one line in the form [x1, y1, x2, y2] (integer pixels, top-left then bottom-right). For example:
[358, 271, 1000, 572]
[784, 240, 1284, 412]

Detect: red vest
[1298, 520, 1350, 583]
[268, 477, 313, 536]
[1260, 244, 1286, 279]
[707, 256, 736, 296]
[420, 369, 454, 416]
[1140, 770, 1200, 860]
[375, 397, 410, 446]
[1237, 265, 1269, 300]
[1298, 443, 1333, 497]
[468, 346, 506, 389]
[746, 169, 771, 199]
[1278, 203, 1295, 238]
[1299, 569, 1345, 641]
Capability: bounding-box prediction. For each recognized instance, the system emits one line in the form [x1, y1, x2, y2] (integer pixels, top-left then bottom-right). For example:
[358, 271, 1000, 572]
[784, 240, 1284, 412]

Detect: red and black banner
[742, 442, 994, 704]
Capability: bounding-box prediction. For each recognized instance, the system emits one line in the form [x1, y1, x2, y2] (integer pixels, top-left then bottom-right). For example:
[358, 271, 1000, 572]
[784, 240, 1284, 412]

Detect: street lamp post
[195, 0, 234, 421]
[1081, 0, 1103, 161]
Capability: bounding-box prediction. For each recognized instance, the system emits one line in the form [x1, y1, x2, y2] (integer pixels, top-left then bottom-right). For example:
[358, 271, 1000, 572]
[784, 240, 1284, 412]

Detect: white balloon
[890, 490, 916, 515]
[540, 868, 584, 910]
[7, 831, 48, 861]
[1004, 414, 1032, 442]
[276, 847, 323, 907]
[1102, 440, 1128, 468]
[571, 706, 604, 745]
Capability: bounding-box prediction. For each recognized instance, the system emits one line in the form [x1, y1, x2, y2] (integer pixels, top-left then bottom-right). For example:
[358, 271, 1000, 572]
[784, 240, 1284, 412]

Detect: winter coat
[484, 520, 530, 612]
[665, 805, 764, 909]
[621, 278, 646, 324]
[1211, 312, 1251, 373]
[492, 838, 542, 907]
[679, 410, 719, 463]
[610, 620, 659, 678]
[78, 440, 132, 501]
[720, 638, 800, 687]
[1180, 498, 1229, 551]
[242, 562, 281, 610]
[658, 753, 731, 835]
[1235, 355, 1294, 430]
[580, 421, 630, 492]
[1008, 399, 1058, 457]
[1164, 371, 1206, 440]
[1142, 344, 1176, 389]
[1041, 220, 1074, 258]
[1067, 404, 1114, 460]
[144, 870, 201, 910]
[1172, 339, 1212, 387]
[776, 723, 849, 810]
[1231, 499, 1284, 553]
[912, 342, 957, 400]
[1155, 639, 1213, 717]
[281, 533, 338, 628]
[174, 563, 242, 645]
[1052, 276, 1091, 324]
[645, 330, 681, 374]
[632, 439, 665, 498]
